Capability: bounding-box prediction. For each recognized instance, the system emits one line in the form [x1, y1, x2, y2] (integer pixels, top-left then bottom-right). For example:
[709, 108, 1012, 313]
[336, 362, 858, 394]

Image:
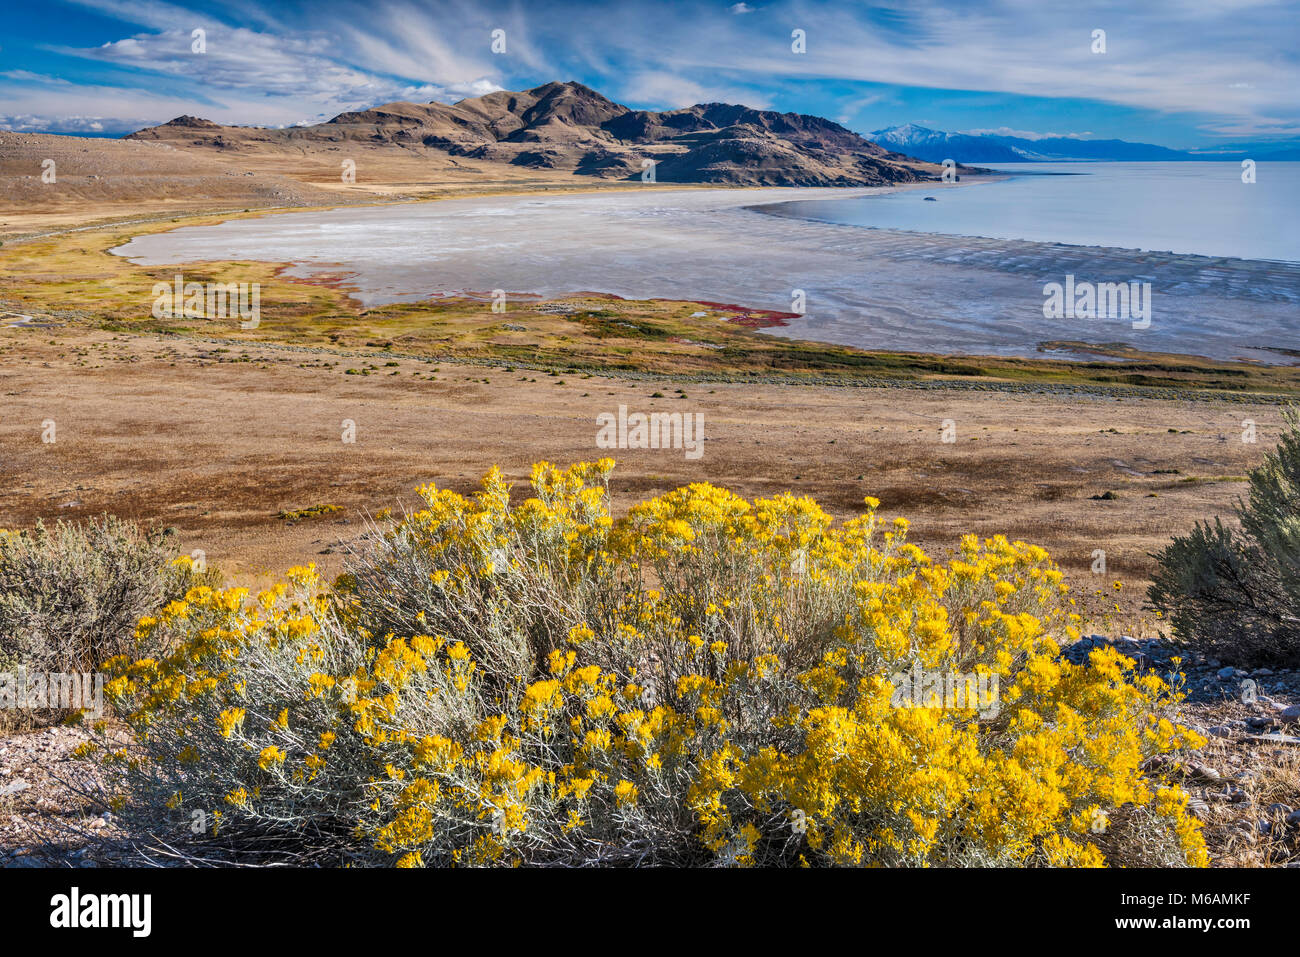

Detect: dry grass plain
[0, 325, 1286, 630]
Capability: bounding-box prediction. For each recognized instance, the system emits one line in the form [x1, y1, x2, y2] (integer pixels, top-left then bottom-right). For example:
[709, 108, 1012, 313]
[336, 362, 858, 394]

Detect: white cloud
[615, 0, 1300, 139]
[615, 72, 771, 110]
[0, 113, 131, 134]
[835, 91, 889, 124]
[81, 28, 391, 99]
[41, 0, 519, 129]
[25, 11, 511, 131]
[962, 127, 1093, 141]
[1196, 119, 1300, 138]
[0, 69, 483, 133]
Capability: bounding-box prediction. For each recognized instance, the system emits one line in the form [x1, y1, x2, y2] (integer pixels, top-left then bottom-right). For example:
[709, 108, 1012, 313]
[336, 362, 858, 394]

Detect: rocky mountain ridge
[127, 80, 945, 187]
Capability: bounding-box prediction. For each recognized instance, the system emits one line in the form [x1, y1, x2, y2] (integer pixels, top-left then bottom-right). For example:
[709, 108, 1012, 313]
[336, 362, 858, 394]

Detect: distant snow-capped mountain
[868, 124, 1237, 163]
[869, 124, 1028, 163]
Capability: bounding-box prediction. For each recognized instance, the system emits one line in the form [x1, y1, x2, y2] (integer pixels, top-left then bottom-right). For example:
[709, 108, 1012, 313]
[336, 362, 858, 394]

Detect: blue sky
[2, 0, 1297, 149]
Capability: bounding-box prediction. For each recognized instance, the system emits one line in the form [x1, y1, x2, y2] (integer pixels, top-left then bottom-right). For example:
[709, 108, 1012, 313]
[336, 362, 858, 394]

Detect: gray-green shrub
[0, 517, 206, 712]
[1150, 408, 1300, 665]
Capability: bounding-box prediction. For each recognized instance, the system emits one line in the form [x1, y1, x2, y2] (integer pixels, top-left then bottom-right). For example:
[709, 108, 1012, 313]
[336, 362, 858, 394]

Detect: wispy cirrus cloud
[615, 72, 773, 110]
[10, 0, 509, 132]
[2, 0, 1295, 145]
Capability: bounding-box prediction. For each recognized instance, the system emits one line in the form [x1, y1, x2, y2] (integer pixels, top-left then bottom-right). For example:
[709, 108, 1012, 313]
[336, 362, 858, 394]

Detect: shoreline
[2, 183, 1296, 400]
[3, 181, 892, 247]
[106, 183, 1300, 366]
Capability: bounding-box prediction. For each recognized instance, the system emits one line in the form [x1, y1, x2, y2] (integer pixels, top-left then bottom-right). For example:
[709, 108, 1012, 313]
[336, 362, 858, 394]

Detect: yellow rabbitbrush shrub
[93, 461, 1208, 867]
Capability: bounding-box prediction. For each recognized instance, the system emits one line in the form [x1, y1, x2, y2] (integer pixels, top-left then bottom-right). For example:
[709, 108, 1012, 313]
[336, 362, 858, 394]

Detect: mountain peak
[527, 80, 607, 99]
[886, 123, 936, 136]
[126, 81, 943, 187]
[161, 115, 221, 129]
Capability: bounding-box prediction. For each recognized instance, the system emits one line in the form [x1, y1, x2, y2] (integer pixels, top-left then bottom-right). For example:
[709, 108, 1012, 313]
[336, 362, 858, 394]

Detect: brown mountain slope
[126, 80, 945, 186]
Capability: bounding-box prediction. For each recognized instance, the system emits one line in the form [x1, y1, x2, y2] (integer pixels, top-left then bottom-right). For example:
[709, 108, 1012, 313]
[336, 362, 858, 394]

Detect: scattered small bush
[95, 463, 1207, 867]
[277, 504, 343, 521]
[1150, 408, 1300, 665]
[0, 516, 209, 726]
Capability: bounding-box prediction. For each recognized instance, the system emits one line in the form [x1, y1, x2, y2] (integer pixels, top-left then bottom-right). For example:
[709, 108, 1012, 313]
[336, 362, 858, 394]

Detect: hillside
[0, 129, 346, 239]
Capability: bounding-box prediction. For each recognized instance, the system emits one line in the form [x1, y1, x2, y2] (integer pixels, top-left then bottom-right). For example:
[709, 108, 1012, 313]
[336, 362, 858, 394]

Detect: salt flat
[112, 186, 1300, 363]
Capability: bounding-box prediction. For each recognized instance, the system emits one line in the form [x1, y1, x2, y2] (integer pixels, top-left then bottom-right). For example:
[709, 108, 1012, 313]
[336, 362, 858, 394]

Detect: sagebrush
[0, 516, 207, 727]
[91, 462, 1208, 867]
[0, 516, 201, 674]
[1150, 408, 1300, 665]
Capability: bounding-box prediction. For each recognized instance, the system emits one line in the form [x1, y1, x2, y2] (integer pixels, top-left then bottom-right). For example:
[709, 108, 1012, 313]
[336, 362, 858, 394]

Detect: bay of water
[756, 162, 1300, 263]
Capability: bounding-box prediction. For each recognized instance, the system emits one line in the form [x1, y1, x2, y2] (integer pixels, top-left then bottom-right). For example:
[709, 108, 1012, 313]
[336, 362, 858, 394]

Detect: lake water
[756, 162, 1300, 263]
[112, 177, 1300, 363]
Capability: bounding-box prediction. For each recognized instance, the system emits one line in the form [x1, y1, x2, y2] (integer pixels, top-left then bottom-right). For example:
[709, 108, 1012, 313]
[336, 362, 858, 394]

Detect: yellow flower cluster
[98, 461, 1207, 868]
